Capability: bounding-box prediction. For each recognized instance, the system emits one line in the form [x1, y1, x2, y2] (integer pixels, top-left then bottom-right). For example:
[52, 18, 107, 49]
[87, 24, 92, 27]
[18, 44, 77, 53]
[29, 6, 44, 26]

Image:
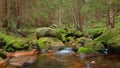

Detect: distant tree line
[0, 0, 120, 31]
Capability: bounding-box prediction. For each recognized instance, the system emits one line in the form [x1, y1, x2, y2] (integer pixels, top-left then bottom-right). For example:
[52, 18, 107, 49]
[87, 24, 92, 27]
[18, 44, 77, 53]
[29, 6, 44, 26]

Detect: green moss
[67, 36, 74, 41]
[95, 29, 120, 42]
[107, 34, 120, 53]
[36, 27, 62, 40]
[0, 32, 30, 50]
[13, 42, 22, 49]
[76, 37, 86, 43]
[84, 27, 106, 37]
[0, 49, 7, 58]
[6, 47, 15, 52]
[38, 37, 48, 49]
[38, 37, 64, 50]
[24, 43, 29, 47]
[78, 46, 95, 54]
[61, 34, 67, 42]
[107, 34, 120, 45]
[85, 41, 104, 50]
[0, 57, 3, 61]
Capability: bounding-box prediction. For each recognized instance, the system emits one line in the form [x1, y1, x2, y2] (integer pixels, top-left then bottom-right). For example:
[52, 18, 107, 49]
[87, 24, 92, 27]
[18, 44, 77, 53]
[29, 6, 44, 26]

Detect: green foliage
[107, 34, 120, 45]
[24, 43, 29, 47]
[85, 26, 106, 36]
[78, 46, 95, 54]
[38, 38, 48, 49]
[95, 29, 120, 42]
[0, 32, 29, 51]
[85, 41, 104, 50]
[6, 47, 15, 52]
[51, 24, 83, 42]
[13, 42, 22, 49]
[107, 34, 120, 54]
[78, 47, 89, 54]
[38, 37, 64, 50]
[116, 22, 120, 29]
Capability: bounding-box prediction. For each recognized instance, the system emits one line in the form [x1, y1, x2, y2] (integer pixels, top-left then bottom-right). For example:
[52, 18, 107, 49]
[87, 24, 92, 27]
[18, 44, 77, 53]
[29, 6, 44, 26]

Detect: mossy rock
[36, 27, 62, 40]
[93, 29, 120, 54]
[95, 29, 120, 42]
[12, 41, 29, 50]
[0, 32, 30, 50]
[38, 37, 64, 50]
[84, 41, 104, 51]
[0, 57, 3, 60]
[78, 41, 104, 54]
[76, 37, 92, 44]
[0, 49, 7, 58]
[78, 47, 95, 54]
[13, 42, 23, 49]
[107, 34, 120, 54]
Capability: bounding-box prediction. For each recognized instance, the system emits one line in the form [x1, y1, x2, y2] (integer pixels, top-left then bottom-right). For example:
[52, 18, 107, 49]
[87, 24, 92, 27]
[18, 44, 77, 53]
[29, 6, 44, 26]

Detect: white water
[55, 47, 73, 55]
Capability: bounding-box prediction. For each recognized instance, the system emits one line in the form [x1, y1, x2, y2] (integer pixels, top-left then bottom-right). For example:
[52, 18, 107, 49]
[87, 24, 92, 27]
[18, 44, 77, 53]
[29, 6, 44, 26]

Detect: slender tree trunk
[107, 8, 115, 28]
[106, 10, 110, 28]
[0, 0, 2, 21]
[58, 3, 62, 27]
[34, 19, 39, 27]
[15, 0, 21, 29]
[78, 0, 83, 31]
[2, 0, 8, 27]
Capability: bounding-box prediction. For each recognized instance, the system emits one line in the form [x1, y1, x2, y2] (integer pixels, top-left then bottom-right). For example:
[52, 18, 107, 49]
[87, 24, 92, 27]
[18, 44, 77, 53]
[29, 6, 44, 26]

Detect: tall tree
[15, 0, 21, 29]
[2, 0, 8, 27]
[78, 0, 83, 31]
[107, 7, 115, 28]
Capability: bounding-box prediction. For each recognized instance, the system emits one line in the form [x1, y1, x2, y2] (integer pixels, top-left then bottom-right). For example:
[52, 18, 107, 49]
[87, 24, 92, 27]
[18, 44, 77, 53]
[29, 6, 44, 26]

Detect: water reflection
[6, 52, 120, 68]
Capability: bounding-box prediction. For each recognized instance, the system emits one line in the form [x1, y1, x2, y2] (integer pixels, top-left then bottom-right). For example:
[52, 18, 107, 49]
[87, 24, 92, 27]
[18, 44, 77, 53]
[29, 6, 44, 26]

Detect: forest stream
[6, 47, 120, 68]
[0, 0, 120, 68]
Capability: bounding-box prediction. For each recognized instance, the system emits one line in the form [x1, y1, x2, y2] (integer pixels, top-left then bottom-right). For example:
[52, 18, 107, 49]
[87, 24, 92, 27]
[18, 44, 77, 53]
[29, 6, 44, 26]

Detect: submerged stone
[9, 56, 37, 67]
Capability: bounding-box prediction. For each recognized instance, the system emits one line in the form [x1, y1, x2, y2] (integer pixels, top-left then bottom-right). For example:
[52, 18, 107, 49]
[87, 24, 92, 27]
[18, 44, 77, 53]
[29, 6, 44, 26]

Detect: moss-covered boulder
[0, 49, 7, 58]
[107, 34, 120, 54]
[86, 41, 104, 50]
[78, 47, 95, 54]
[76, 37, 92, 46]
[95, 29, 120, 42]
[70, 37, 92, 52]
[36, 28, 62, 40]
[12, 41, 29, 50]
[78, 41, 104, 54]
[38, 37, 64, 51]
[0, 32, 30, 51]
[93, 29, 120, 54]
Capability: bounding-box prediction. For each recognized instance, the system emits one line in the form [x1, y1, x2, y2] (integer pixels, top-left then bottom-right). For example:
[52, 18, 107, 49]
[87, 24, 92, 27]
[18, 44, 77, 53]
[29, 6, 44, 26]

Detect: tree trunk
[2, 0, 8, 27]
[15, 0, 21, 29]
[58, 2, 62, 27]
[107, 8, 115, 28]
[78, 0, 83, 31]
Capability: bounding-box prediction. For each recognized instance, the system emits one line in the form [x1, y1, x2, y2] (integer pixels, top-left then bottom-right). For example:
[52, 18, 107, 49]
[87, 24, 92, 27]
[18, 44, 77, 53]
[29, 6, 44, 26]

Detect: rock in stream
[9, 55, 37, 67]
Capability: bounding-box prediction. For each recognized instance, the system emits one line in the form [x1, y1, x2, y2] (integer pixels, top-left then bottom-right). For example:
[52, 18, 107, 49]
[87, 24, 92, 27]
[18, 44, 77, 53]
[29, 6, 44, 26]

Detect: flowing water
[6, 48, 120, 68]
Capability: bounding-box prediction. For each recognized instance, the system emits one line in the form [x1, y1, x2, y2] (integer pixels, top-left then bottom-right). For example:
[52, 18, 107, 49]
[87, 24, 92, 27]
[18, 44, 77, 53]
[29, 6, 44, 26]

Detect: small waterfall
[104, 48, 109, 55]
[55, 47, 73, 55]
[101, 42, 109, 55]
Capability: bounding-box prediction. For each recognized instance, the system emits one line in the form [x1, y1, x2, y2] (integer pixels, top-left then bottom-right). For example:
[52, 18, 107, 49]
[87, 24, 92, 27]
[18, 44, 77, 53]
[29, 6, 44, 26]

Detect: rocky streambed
[0, 48, 119, 68]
